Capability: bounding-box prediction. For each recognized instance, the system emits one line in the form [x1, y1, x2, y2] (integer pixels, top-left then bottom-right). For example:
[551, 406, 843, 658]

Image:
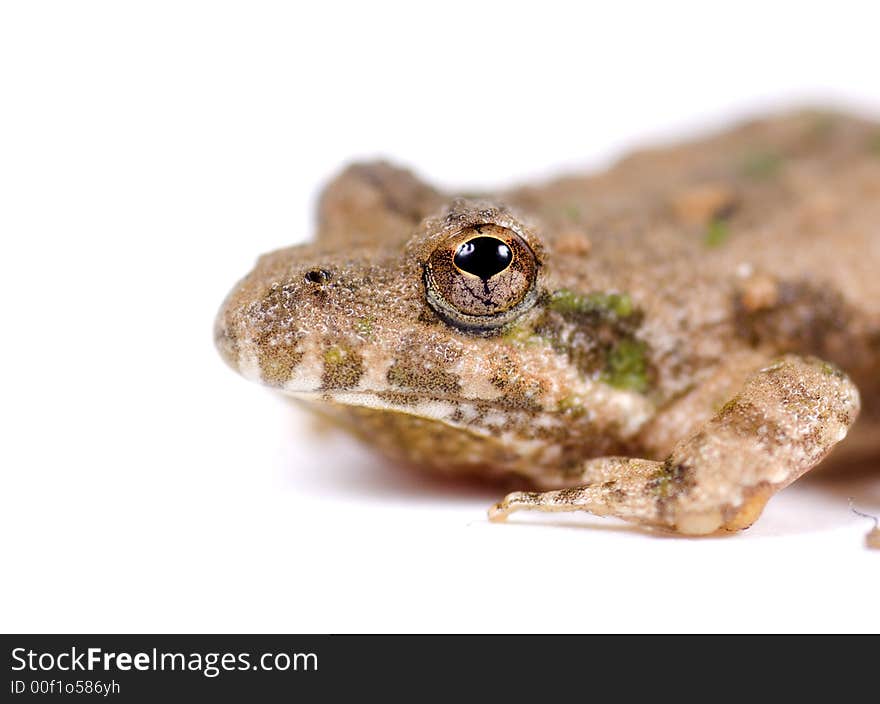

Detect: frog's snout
[213, 273, 314, 386]
[213, 300, 243, 374]
[214, 254, 397, 392]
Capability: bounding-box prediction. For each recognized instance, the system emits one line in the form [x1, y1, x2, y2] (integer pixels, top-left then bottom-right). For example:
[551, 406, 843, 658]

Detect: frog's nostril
[305, 269, 331, 284]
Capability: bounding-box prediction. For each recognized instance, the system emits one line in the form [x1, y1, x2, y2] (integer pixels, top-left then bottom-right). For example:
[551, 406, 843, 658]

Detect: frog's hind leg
[489, 355, 860, 535]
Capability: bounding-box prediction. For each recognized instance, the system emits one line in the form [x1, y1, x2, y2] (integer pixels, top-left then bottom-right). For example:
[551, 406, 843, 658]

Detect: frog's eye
[425, 224, 538, 333]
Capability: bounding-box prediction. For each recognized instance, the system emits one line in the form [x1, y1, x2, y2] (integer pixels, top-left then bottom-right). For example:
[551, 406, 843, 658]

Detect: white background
[2, 1, 879, 633]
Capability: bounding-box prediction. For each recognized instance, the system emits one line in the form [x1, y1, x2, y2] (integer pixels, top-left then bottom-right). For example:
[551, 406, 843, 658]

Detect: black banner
[1, 634, 873, 701]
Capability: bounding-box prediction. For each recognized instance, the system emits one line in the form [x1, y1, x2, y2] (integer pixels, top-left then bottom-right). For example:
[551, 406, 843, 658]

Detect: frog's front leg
[489, 355, 860, 535]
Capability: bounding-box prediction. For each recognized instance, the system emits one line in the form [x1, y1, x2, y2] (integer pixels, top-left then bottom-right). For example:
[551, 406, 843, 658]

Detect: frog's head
[216, 175, 653, 480]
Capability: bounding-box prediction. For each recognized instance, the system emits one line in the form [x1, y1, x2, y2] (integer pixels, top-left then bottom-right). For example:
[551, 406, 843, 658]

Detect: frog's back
[507, 110, 880, 411]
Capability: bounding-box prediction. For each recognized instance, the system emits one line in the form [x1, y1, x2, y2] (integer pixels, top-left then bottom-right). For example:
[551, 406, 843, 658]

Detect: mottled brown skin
[216, 109, 880, 535]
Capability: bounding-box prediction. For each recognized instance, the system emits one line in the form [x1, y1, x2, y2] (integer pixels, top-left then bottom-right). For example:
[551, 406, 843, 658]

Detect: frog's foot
[489, 355, 860, 535]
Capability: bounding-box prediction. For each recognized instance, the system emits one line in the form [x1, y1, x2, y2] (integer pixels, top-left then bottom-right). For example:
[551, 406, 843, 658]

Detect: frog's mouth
[282, 387, 535, 434]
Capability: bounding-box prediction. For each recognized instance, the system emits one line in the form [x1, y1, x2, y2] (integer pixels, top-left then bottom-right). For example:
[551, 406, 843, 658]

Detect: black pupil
[454, 237, 512, 279]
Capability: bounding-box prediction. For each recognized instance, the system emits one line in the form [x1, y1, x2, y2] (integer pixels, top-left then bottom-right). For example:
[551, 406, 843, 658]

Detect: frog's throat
[284, 388, 533, 425]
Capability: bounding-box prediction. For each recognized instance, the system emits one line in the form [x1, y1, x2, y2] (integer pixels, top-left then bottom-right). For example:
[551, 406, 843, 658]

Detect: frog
[215, 109, 880, 536]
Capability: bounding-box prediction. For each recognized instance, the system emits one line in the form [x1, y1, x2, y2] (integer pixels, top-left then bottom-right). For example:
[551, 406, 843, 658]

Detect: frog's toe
[488, 492, 549, 522]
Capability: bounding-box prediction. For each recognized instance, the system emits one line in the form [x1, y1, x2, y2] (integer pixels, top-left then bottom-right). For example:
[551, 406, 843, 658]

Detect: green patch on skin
[741, 151, 782, 179]
[354, 315, 375, 338]
[323, 345, 346, 365]
[556, 395, 587, 418]
[601, 338, 649, 392]
[818, 360, 846, 379]
[502, 322, 533, 344]
[563, 204, 582, 221]
[502, 322, 547, 347]
[321, 343, 364, 390]
[258, 346, 304, 388]
[536, 288, 652, 392]
[548, 289, 635, 319]
[704, 218, 730, 248]
[547, 289, 585, 315]
[649, 459, 691, 499]
[651, 471, 675, 499]
[870, 133, 880, 156]
[717, 397, 739, 416]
